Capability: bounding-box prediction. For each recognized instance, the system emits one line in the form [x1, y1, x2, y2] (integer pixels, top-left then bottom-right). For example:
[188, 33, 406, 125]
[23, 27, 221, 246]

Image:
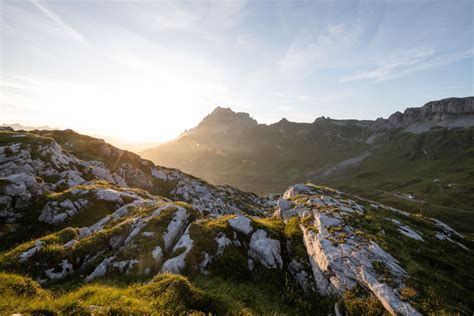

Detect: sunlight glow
[2, 59, 225, 143]
[1, 0, 472, 145]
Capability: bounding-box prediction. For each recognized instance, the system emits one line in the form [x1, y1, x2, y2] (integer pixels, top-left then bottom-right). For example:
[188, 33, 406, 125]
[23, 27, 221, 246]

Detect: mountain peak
[194, 106, 258, 132]
[210, 106, 235, 115]
[313, 116, 330, 123]
[272, 117, 290, 125]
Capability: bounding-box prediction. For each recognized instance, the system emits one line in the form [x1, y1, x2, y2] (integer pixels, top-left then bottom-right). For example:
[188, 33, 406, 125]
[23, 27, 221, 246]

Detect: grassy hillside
[323, 128, 474, 235]
[142, 119, 370, 193]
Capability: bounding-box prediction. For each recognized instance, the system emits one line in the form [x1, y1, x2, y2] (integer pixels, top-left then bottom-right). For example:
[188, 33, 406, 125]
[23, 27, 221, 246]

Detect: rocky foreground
[0, 128, 473, 315]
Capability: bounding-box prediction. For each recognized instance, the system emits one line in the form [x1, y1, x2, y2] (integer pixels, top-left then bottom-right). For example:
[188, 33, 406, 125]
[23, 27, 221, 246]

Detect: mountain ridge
[182, 96, 474, 132]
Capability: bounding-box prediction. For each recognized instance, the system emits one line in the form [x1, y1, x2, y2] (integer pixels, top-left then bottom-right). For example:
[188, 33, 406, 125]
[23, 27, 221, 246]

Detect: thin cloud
[147, 0, 246, 33]
[30, 0, 90, 47]
[278, 23, 362, 75]
[272, 92, 342, 104]
[340, 48, 473, 83]
[408, 85, 474, 93]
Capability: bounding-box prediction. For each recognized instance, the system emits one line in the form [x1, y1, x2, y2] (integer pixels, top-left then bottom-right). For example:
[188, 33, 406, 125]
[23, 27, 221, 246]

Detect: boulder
[283, 183, 313, 199]
[228, 215, 253, 235]
[248, 229, 282, 269]
[161, 226, 193, 274]
[85, 256, 115, 282]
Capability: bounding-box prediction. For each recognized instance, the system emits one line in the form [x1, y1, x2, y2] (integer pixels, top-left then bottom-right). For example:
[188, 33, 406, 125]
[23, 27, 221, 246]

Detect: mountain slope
[0, 128, 473, 315]
[0, 129, 271, 249]
[142, 97, 474, 235]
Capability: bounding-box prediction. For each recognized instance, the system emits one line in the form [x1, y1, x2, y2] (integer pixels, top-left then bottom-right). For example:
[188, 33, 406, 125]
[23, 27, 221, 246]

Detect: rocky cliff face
[387, 97, 474, 126]
[1, 129, 473, 315]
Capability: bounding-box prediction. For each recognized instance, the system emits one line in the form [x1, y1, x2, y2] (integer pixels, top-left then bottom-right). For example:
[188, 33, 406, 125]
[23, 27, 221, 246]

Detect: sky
[1, 0, 473, 143]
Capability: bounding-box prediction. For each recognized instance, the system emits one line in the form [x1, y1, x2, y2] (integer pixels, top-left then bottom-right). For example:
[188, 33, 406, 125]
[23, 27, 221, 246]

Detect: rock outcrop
[0, 130, 273, 227]
[388, 97, 474, 125]
[248, 229, 283, 269]
[273, 184, 471, 315]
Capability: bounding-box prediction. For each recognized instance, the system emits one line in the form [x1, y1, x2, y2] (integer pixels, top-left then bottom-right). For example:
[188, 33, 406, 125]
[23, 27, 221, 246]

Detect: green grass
[150, 177, 178, 198]
[185, 214, 331, 314]
[0, 131, 54, 146]
[194, 274, 334, 315]
[0, 271, 335, 315]
[186, 215, 236, 275]
[252, 217, 284, 238]
[284, 217, 308, 259]
[325, 128, 474, 235]
[284, 217, 300, 238]
[0, 272, 226, 315]
[0, 228, 79, 273]
[341, 285, 389, 316]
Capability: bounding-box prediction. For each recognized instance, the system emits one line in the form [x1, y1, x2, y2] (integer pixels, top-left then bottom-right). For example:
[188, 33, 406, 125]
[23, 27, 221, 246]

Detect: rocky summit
[0, 128, 473, 315]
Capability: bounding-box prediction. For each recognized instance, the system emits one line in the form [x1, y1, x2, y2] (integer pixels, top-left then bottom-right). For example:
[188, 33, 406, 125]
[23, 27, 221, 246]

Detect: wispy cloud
[408, 85, 474, 93]
[136, 0, 246, 34]
[340, 48, 474, 83]
[272, 92, 342, 104]
[278, 23, 362, 74]
[30, 0, 90, 47]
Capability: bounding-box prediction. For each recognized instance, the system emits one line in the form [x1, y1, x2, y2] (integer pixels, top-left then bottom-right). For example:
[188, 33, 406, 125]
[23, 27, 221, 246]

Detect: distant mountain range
[2, 124, 161, 153]
[1, 123, 58, 131]
[142, 97, 474, 234]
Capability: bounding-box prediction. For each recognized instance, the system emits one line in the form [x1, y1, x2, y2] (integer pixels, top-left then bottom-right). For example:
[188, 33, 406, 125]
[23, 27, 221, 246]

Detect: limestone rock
[248, 229, 282, 269]
[44, 260, 73, 280]
[19, 240, 44, 263]
[161, 226, 193, 274]
[85, 256, 115, 282]
[228, 215, 253, 235]
[283, 183, 314, 199]
[162, 207, 189, 251]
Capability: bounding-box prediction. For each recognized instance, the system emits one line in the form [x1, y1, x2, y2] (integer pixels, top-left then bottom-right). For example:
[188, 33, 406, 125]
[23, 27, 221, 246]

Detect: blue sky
[1, 0, 473, 143]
